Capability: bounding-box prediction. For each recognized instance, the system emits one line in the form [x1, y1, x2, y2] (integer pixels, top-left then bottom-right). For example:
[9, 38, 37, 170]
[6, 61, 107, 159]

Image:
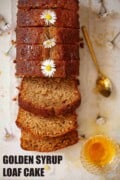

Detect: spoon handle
[81, 26, 101, 74]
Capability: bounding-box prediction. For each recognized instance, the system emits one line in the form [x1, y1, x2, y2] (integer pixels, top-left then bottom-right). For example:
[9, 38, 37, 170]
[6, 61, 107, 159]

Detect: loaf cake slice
[19, 77, 81, 117]
[16, 108, 77, 138]
[17, 9, 79, 28]
[16, 60, 79, 77]
[21, 130, 79, 152]
[16, 27, 80, 45]
[16, 44, 79, 61]
[18, 0, 79, 10]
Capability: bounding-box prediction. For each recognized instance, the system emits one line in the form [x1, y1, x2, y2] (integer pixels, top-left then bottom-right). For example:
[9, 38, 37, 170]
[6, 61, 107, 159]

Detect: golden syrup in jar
[83, 135, 116, 167]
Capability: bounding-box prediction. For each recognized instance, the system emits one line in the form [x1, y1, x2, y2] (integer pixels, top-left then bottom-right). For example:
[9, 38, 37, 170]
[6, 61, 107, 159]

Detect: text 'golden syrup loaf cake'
[16, 27, 80, 44]
[16, 108, 77, 138]
[18, 0, 79, 10]
[19, 77, 81, 117]
[21, 130, 79, 152]
[16, 60, 79, 78]
[17, 9, 79, 28]
[16, 44, 79, 61]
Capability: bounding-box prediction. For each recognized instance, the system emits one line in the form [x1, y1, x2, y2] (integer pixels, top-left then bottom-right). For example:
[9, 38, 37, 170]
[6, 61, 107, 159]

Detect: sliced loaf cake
[19, 77, 81, 117]
[21, 130, 79, 152]
[16, 27, 80, 45]
[16, 108, 77, 138]
[16, 60, 79, 77]
[17, 9, 79, 28]
[18, 0, 79, 10]
[16, 44, 79, 61]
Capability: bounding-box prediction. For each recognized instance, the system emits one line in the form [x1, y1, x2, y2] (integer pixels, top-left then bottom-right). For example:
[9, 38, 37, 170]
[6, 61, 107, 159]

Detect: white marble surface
[0, 0, 120, 179]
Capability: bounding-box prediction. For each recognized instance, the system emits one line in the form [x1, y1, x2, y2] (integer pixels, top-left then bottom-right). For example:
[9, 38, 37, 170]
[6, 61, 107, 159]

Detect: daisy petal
[43, 38, 56, 48]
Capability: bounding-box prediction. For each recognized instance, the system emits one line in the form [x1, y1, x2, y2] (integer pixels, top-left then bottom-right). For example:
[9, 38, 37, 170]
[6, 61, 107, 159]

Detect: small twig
[111, 32, 120, 44]
[4, 128, 12, 138]
[106, 32, 120, 49]
[44, 33, 50, 40]
[98, 0, 108, 17]
[4, 44, 14, 56]
[4, 128, 14, 141]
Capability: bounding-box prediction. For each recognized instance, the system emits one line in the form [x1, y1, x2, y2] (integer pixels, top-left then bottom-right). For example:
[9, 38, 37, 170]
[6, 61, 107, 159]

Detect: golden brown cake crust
[18, 0, 79, 10]
[16, 27, 80, 44]
[16, 108, 78, 138]
[16, 44, 79, 61]
[17, 9, 79, 28]
[16, 60, 79, 78]
[21, 130, 79, 152]
[18, 77, 81, 117]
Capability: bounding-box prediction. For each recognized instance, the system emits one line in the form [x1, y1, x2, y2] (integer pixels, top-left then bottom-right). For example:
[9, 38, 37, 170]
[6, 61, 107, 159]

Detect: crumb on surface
[11, 40, 16, 45]
[96, 115, 106, 125]
[16, 86, 20, 90]
[80, 134, 86, 139]
[12, 96, 18, 101]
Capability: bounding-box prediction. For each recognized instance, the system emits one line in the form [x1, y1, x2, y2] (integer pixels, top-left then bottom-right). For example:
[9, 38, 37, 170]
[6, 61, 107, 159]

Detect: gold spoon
[82, 26, 112, 97]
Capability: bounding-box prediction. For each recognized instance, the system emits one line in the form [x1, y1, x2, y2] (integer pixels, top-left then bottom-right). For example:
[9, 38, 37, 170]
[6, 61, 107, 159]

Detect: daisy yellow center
[46, 41, 51, 45]
[45, 65, 52, 71]
[45, 14, 52, 21]
[84, 136, 116, 167]
[5, 133, 11, 138]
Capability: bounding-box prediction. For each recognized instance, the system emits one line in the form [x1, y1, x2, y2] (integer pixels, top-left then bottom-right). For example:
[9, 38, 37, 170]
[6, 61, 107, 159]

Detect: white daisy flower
[43, 38, 56, 48]
[2, 23, 10, 31]
[105, 41, 113, 50]
[0, 14, 10, 32]
[96, 116, 106, 125]
[41, 10, 57, 25]
[41, 59, 56, 77]
[4, 128, 15, 141]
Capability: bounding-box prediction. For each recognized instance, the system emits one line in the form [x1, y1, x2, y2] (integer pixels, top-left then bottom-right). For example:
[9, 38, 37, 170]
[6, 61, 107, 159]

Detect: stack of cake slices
[16, 0, 81, 152]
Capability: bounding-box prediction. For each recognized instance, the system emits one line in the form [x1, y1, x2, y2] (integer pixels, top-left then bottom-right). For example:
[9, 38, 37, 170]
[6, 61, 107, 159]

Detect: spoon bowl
[96, 74, 112, 97]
